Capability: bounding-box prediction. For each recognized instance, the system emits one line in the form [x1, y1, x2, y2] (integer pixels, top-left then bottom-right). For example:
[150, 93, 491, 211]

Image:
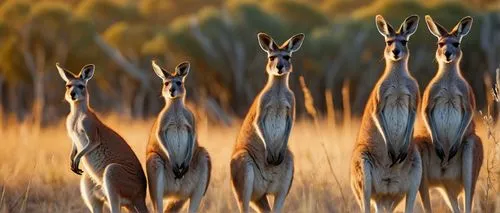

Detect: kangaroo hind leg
[230, 151, 255, 213]
[80, 173, 104, 213]
[188, 148, 211, 213]
[462, 134, 483, 213]
[103, 163, 130, 213]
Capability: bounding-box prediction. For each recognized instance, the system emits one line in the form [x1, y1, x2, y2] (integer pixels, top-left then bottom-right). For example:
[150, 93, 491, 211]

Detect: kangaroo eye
[165, 82, 170, 86]
[438, 42, 445, 47]
[65, 85, 71, 88]
[401, 40, 407, 46]
[386, 40, 393, 45]
[78, 85, 85, 90]
[269, 56, 276, 60]
[175, 81, 182, 86]
[452, 42, 459, 48]
[283, 55, 291, 60]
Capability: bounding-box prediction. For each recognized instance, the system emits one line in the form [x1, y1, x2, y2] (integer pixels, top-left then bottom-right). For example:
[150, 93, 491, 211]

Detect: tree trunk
[133, 86, 148, 119]
[31, 43, 46, 130]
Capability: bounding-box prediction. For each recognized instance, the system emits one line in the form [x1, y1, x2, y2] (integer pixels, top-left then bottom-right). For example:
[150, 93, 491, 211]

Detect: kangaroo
[56, 63, 148, 213]
[146, 61, 211, 213]
[415, 16, 483, 213]
[230, 33, 304, 213]
[350, 15, 422, 213]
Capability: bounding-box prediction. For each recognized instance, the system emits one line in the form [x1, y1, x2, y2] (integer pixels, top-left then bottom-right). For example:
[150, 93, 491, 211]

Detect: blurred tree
[0, 0, 497, 125]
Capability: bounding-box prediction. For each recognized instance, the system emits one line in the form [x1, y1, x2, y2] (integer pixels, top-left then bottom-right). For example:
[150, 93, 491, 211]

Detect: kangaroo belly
[382, 95, 410, 144]
[263, 107, 288, 150]
[165, 126, 189, 164]
[432, 98, 462, 144]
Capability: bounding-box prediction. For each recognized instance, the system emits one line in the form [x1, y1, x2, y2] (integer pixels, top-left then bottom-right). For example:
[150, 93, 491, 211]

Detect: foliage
[0, 0, 498, 124]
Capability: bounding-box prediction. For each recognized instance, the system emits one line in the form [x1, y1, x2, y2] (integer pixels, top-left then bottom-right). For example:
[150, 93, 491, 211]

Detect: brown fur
[146, 61, 211, 213]
[57, 63, 148, 213]
[230, 33, 303, 213]
[350, 15, 422, 213]
[415, 16, 484, 213]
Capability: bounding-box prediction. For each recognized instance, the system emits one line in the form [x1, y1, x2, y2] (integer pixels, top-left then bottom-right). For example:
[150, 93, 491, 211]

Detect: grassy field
[0, 115, 498, 213]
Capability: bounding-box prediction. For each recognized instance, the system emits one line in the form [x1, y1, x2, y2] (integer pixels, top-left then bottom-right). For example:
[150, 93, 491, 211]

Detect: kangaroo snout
[276, 64, 284, 72]
[392, 49, 400, 58]
[70, 91, 77, 100]
[444, 51, 452, 60]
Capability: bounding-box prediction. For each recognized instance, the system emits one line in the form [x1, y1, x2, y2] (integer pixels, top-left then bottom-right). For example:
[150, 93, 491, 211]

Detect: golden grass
[0, 115, 498, 212]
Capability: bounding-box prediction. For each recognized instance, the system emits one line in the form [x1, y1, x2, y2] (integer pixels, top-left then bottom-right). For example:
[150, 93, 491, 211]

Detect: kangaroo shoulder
[182, 107, 196, 127]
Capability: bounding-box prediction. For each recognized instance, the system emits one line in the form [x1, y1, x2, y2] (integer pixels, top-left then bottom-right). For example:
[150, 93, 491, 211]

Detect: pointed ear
[56, 63, 76, 82]
[375, 15, 395, 37]
[425, 15, 448, 38]
[451, 16, 473, 40]
[152, 60, 171, 81]
[175, 61, 190, 78]
[257, 33, 279, 53]
[79, 64, 95, 81]
[282, 33, 305, 53]
[399, 15, 419, 39]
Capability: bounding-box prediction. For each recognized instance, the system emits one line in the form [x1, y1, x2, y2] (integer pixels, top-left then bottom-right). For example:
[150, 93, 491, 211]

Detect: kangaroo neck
[165, 96, 185, 111]
[70, 99, 90, 115]
[265, 72, 290, 90]
[436, 60, 461, 79]
[383, 58, 409, 77]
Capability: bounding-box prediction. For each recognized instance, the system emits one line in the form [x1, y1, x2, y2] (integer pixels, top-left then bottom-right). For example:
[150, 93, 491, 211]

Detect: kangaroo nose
[445, 51, 452, 58]
[169, 88, 175, 93]
[392, 49, 400, 57]
[70, 91, 76, 99]
[276, 64, 284, 71]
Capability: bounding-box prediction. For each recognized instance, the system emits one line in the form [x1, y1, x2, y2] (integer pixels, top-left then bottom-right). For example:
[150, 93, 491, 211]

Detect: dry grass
[0, 114, 498, 212]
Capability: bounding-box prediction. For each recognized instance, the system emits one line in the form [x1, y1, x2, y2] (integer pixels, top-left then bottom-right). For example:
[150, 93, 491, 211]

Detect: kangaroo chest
[66, 114, 90, 150]
[431, 86, 463, 145]
[160, 115, 191, 164]
[381, 85, 411, 143]
[260, 92, 292, 149]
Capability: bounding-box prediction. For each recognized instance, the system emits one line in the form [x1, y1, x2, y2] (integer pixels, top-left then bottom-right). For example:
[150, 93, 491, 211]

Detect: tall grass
[0, 100, 498, 212]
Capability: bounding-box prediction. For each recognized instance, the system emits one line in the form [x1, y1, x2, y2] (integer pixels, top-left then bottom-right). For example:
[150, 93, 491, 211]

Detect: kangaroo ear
[152, 60, 171, 81]
[257, 33, 279, 53]
[56, 63, 76, 82]
[451, 16, 473, 40]
[80, 64, 95, 81]
[375, 15, 395, 37]
[399, 15, 419, 39]
[282, 33, 305, 53]
[425, 15, 448, 38]
[175, 61, 190, 78]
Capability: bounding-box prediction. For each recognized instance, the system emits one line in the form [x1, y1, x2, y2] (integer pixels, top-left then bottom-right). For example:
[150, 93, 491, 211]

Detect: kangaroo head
[376, 15, 419, 62]
[56, 63, 94, 103]
[257, 33, 305, 76]
[425, 15, 472, 64]
[152, 61, 190, 100]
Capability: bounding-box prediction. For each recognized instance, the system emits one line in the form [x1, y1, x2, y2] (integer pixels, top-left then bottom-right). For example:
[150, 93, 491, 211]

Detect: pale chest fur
[431, 86, 463, 145]
[66, 113, 107, 180]
[66, 113, 89, 150]
[380, 84, 411, 144]
[259, 90, 293, 150]
[159, 110, 192, 165]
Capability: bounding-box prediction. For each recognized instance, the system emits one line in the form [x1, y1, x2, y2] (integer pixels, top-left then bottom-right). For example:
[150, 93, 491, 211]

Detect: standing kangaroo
[415, 16, 483, 213]
[230, 33, 304, 213]
[146, 61, 211, 213]
[350, 15, 422, 213]
[56, 64, 148, 213]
